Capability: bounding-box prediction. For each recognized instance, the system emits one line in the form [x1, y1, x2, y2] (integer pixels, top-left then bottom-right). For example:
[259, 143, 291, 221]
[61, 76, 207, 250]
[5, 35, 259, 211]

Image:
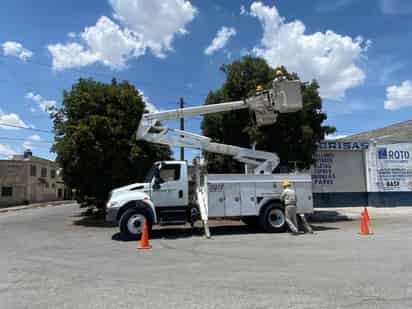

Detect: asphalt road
[1, 203, 412, 309]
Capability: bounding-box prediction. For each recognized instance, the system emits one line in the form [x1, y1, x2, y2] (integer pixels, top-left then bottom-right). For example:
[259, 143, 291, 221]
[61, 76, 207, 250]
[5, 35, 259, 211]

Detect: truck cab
[106, 161, 190, 238]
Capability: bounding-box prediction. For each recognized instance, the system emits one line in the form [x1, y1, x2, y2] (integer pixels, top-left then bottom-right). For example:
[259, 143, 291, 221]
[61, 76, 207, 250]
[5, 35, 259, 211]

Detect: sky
[1, 0, 412, 161]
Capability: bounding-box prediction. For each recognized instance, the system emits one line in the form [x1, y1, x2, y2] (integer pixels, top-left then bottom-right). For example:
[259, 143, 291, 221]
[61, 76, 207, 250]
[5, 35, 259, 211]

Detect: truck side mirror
[153, 167, 162, 190]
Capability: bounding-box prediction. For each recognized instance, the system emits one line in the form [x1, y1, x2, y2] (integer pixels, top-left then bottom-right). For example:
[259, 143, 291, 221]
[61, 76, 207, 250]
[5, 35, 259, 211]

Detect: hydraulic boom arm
[137, 79, 303, 174]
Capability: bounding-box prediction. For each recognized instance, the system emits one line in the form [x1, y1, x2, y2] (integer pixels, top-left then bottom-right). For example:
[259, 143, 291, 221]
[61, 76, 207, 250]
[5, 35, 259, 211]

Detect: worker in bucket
[274, 69, 287, 82]
[280, 181, 299, 234]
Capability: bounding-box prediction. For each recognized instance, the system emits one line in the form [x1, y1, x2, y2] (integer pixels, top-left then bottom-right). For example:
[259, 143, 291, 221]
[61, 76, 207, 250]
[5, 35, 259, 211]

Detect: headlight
[107, 201, 119, 208]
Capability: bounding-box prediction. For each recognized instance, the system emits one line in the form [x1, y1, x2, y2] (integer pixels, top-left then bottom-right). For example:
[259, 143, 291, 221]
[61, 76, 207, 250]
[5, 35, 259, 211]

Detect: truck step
[158, 209, 187, 226]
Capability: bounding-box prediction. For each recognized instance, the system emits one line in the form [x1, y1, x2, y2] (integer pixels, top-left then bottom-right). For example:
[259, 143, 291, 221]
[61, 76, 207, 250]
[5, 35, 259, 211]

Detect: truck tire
[241, 216, 259, 227]
[259, 203, 287, 233]
[119, 208, 153, 240]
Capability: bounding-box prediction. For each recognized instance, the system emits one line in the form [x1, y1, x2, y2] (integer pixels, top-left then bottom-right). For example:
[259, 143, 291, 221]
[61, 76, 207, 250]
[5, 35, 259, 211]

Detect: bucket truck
[106, 79, 313, 238]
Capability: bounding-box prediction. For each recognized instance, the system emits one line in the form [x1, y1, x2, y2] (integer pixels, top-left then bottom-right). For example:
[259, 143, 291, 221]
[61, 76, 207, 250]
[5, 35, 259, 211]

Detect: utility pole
[179, 97, 185, 161]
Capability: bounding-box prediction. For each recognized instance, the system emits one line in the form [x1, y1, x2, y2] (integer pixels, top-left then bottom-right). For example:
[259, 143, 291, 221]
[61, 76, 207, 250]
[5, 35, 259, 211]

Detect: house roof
[342, 119, 412, 143]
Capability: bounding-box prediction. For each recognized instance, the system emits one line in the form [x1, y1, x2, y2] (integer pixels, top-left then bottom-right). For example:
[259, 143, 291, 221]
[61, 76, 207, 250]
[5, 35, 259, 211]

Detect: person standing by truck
[280, 181, 299, 234]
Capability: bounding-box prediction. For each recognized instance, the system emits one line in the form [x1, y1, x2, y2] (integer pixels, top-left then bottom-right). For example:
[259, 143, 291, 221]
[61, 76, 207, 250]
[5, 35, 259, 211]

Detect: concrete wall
[0, 160, 28, 206]
[312, 149, 368, 207]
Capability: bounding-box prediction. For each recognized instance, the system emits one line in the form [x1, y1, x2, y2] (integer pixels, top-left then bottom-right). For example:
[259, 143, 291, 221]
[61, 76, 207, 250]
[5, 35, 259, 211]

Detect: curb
[0, 200, 76, 214]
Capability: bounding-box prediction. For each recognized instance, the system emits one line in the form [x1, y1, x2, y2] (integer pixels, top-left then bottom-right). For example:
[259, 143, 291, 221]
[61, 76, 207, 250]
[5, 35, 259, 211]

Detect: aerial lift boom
[137, 79, 303, 175]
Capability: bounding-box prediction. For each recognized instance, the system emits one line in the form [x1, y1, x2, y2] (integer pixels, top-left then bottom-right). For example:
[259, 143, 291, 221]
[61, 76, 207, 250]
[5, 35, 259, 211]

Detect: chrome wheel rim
[268, 209, 285, 228]
[127, 214, 145, 235]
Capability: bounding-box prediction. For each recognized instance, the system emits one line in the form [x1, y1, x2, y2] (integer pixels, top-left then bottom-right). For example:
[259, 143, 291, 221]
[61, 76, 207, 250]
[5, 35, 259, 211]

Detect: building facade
[0, 151, 70, 207]
[312, 137, 412, 208]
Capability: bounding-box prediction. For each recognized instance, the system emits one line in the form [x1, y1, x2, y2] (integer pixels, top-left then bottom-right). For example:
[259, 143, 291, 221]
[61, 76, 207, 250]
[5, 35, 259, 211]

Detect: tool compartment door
[224, 183, 241, 216]
[207, 183, 225, 217]
[240, 183, 257, 215]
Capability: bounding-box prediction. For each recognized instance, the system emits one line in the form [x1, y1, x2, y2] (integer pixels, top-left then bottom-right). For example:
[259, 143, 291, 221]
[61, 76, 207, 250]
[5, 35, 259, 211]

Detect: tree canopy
[202, 56, 335, 173]
[51, 78, 171, 205]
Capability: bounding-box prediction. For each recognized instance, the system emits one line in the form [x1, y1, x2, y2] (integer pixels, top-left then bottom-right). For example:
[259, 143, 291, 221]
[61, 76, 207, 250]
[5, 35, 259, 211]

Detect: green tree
[202, 56, 335, 173]
[51, 78, 171, 207]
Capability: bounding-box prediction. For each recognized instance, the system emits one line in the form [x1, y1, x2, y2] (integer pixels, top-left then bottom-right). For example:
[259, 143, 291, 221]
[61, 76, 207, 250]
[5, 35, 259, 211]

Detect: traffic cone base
[138, 220, 152, 250]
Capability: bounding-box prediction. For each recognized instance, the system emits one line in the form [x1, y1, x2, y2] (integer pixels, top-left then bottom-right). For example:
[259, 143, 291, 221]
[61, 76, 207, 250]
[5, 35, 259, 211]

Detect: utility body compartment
[205, 173, 313, 218]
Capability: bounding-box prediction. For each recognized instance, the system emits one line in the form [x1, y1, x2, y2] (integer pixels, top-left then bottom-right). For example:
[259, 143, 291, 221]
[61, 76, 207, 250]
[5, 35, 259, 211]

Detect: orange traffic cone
[359, 212, 372, 235]
[363, 207, 370, 223]
[138, 220, 152, 250]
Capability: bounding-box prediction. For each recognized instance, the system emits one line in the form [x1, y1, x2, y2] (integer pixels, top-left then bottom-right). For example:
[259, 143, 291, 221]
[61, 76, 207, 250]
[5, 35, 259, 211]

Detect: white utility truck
[106, 79, 313, 238]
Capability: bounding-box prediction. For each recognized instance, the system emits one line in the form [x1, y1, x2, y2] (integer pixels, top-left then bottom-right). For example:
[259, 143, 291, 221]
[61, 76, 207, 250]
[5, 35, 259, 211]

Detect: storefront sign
[375, 144, 412, 191]
[319, 141, 369, 151]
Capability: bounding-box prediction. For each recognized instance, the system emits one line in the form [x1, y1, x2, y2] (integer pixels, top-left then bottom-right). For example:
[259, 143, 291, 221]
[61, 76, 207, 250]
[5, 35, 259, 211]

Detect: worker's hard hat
[256, 85, 264, 92]
[282, 181, 290, 188]
[275, 69, 284, 76]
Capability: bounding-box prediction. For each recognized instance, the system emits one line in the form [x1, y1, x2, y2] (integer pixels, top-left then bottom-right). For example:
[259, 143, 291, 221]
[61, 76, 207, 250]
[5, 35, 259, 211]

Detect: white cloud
[325, 134, 348, 140]
[22, 140, 33, 150]
[2, 41, 33, 61]
[25, 92, 57, 113]
[0, 144, 17, 157]
[248, 2, 369, 100]
[28, 134, 42, 142]
[139, 89, 159, 113]
[68, 32, 77, 38]
[47, 42, 99, 71]
[384, 80, 412, 110]
[48, 0, 197, 70]
[0, 109, 27, 130]
[240, 5, 247, 15]
[110, 0, 197, 58]
[204, 27, 237, 55]
[380, 0, 412, 15]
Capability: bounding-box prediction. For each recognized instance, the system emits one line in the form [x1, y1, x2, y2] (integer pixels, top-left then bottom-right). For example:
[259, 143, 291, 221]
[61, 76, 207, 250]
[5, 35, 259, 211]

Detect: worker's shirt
[280, 188, 297, 206]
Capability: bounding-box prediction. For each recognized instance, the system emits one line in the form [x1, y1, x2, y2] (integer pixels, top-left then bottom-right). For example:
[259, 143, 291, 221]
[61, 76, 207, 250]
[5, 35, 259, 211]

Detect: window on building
[1, 187, 13, 197]
[41, 167, 47, 178]
[51, 169, 56, 178]
[52, 183, 55, 189]
[30, 165, 37, 177]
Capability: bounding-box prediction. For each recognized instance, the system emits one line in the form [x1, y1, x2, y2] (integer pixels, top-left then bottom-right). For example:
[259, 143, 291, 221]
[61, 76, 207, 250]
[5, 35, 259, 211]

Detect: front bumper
[105, 207, 119, 223]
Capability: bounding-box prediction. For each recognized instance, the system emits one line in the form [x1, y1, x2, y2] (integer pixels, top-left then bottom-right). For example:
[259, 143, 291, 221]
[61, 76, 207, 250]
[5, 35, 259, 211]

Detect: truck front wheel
[119, 208, 152, 240]
[259, 204, 287, 233]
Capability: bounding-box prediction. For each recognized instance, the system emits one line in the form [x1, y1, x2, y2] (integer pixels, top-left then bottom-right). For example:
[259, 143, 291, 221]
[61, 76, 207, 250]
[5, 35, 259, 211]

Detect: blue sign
[377, 148, 410, 161]
[377, 148, 387, 160]
[319, 141, 369, 151]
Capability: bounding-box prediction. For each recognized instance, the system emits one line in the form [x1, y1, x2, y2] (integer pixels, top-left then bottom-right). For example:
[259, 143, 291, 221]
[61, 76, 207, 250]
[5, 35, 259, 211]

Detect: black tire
[259, 203, 287, 233]
[241, 216, 259, 227]
[119, 208, 153, 240]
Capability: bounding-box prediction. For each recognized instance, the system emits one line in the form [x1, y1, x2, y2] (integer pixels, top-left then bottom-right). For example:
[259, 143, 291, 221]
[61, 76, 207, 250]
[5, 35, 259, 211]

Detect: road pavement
[1, 203, 412, 309]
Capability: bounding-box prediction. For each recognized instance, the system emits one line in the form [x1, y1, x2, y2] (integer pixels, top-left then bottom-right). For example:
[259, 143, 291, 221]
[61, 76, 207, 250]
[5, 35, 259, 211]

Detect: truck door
[224, 183, 241, 216]
[151, 163, 186, 207]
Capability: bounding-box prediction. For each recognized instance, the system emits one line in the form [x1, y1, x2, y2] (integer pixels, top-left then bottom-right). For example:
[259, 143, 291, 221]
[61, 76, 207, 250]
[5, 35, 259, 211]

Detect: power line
[0, 136, 53, 143]
[0, 122, 53, 133]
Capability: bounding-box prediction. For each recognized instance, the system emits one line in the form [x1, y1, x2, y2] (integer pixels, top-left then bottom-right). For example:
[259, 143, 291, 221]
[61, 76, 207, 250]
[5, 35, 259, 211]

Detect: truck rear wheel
[119, 208, 152, 240]
[259, 204, 287, 233]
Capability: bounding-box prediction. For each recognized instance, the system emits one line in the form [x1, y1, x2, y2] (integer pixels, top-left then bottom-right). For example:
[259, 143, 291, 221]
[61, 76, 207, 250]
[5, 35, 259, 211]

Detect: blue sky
[1, 0, 412, 161]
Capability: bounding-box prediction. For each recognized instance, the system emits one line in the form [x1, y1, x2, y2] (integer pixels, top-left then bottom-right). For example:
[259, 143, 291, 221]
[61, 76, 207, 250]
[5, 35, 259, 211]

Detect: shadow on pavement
[308, 210, 353, 223]
[111, 221, 338, 242]
[72, 216, 117, 228]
